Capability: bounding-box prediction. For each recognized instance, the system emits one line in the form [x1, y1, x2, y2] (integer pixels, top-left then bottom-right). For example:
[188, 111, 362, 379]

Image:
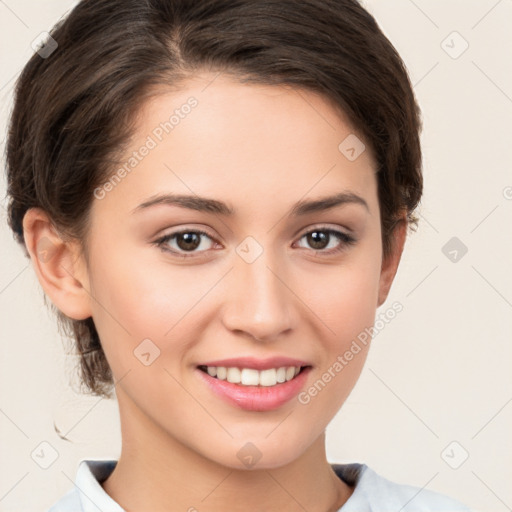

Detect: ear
[22, 207, 93, 321]
[377, 215, 408, 307]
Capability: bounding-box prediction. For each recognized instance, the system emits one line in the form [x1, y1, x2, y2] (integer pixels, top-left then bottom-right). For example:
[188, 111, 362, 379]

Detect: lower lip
[195, 367, 311, 412]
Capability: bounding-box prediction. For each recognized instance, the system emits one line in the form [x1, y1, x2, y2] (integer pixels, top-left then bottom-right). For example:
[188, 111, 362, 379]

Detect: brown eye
[296, 228, 356, 255]
[175, 232, 202, 251]
[306, 230, 329, 250]
[155, 229, 216, 258]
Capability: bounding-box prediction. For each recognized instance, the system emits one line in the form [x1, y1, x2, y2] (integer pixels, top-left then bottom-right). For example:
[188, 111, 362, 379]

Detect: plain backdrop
[1, 1, 511, 511]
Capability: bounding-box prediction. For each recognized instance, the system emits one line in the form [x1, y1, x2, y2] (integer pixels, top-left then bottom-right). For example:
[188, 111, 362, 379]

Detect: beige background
[1, 1, 511, 511]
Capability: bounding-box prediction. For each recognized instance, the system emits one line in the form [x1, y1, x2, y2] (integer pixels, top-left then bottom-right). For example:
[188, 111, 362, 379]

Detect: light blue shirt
[47, 460, 473, 511]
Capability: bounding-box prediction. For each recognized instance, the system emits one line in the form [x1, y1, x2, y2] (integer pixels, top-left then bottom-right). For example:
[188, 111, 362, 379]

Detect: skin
[23, 72, 406, 512]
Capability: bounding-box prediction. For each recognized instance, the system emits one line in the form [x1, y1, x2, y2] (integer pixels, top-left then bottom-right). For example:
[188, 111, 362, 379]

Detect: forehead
[98, 72, 378, 219]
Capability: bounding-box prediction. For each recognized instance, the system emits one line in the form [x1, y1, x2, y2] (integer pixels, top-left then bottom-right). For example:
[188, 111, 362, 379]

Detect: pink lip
[197, 356, 310, 370]
[195, 365, 312, 412]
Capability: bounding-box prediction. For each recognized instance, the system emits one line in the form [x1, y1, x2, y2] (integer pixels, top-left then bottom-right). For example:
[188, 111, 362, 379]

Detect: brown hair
[4, 0, 422, 398]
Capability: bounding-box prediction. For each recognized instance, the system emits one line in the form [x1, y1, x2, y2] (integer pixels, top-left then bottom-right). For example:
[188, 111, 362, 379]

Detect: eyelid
[297, 223, 354, 238]
[155, 225, 218, 243]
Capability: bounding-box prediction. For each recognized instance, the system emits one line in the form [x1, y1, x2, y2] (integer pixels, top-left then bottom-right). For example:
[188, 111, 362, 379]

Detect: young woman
[5, 0, 472, 510]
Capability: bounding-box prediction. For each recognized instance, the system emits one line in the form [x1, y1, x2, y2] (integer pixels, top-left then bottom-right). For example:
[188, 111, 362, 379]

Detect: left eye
[295, 228, 356, 254]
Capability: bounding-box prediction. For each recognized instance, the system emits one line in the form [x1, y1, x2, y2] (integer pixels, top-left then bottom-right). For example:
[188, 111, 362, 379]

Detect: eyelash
[153, 226, 357, 259]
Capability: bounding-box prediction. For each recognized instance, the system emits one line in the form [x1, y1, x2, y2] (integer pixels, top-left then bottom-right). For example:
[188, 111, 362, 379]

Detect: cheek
[87, 245, 220, 378]
[89, 241, 199, 333]
[298, 269, 377, 420]
[296, 240, 381, 411]
[333, 264, 380, 334]
[304, 248, 382, 343]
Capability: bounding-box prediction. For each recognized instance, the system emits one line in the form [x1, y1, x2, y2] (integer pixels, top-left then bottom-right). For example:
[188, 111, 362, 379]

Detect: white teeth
[241, 368, 259, 386]
[259, 369, 277, 386]
[203, 365, 303, 386]
[226, 367, 241, 384]
[276, 367, 286, 383]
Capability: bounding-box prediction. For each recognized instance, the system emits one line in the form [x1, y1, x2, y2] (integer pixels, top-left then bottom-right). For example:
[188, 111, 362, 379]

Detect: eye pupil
[177, 232, 201, 251]
[308, 231, 328, 250]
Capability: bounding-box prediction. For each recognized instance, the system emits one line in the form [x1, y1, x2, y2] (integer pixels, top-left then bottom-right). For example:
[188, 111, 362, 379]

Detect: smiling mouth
[197, 365, 310, 387]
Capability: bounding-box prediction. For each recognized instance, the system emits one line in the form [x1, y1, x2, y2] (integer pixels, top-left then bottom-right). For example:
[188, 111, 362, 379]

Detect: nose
[221, 250, 297, 343]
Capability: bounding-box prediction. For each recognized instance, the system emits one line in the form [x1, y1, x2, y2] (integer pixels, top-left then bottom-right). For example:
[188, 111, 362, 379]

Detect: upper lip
[197, 356, 312, 371]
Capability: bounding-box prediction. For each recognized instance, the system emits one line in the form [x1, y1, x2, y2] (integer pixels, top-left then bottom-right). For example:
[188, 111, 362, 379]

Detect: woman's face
[80, 72, 400, 469]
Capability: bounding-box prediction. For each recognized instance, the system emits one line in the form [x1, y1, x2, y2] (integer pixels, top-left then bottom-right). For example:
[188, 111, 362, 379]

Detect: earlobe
[377, 217, 407, 308]
[22, 207, 93, 321]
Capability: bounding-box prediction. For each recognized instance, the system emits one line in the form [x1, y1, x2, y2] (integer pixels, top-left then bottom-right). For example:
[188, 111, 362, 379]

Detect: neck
[102, 388, 354, 512]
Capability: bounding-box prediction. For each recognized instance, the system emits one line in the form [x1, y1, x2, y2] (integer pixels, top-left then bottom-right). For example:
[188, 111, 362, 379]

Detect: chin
[200, 432, 317, 471]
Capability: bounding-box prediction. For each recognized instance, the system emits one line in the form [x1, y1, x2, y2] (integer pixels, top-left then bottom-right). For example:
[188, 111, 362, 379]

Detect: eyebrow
[131, 191, 369, 216]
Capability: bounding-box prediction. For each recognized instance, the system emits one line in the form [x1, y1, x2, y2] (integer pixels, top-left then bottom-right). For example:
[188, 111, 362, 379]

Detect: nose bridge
[224, 239, 294, 341]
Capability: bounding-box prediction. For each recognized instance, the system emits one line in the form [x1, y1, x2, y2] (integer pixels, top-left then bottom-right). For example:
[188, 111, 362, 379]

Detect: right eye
[153, 228, 219, 258]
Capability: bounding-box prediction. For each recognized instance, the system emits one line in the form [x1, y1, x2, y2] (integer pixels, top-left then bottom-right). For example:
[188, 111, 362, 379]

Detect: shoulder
[46, 459, 121, 512]
[332, 463, 473, 511]
[46, 488, 81, 512]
